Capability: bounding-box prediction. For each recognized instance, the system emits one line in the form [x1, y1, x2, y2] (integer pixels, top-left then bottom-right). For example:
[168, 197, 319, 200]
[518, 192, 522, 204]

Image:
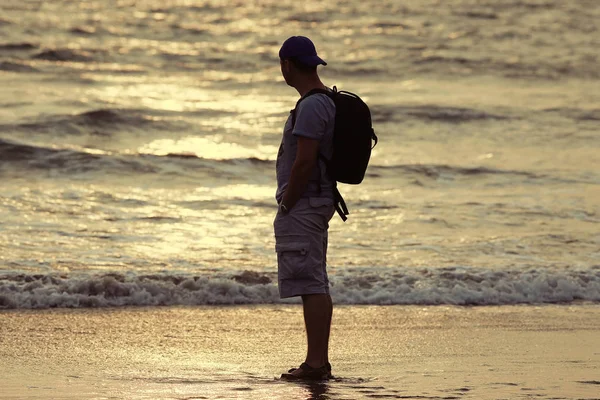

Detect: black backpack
[292, 86, 378, 221]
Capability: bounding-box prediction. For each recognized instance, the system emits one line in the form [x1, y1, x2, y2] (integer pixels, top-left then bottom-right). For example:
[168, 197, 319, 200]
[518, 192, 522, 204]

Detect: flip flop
[288, 362, 333, 379]
[281, 362, 329, 381]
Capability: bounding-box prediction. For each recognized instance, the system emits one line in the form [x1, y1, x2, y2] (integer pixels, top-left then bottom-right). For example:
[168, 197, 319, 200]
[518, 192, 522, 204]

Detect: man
[274, 36, 336, 380]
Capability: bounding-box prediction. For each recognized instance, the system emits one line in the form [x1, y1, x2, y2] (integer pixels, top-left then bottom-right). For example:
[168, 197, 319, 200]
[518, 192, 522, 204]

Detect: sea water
[1, 0, 599, 308]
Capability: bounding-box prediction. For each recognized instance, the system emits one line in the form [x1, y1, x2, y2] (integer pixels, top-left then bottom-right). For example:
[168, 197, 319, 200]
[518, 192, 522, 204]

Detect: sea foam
[0, 266, 598, 309]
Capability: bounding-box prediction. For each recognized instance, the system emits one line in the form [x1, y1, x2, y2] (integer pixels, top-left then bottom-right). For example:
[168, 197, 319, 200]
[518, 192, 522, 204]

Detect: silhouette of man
[274, 36, 336, 380]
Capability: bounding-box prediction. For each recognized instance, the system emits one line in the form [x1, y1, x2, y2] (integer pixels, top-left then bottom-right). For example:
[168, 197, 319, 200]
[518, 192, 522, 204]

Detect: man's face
[280, 59, 292, 86]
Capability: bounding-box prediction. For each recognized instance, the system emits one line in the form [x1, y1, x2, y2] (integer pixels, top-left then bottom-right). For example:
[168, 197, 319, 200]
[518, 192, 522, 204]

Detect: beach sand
[1, 305, 599, 400]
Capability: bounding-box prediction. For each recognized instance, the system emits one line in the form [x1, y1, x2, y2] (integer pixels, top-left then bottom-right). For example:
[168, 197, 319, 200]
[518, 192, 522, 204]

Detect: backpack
[291, 86, 378, 221]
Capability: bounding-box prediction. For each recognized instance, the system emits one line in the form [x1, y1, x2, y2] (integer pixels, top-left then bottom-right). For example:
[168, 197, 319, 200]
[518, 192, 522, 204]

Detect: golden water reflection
[138, 136, 277, 160]
[87, 81, 288, 113]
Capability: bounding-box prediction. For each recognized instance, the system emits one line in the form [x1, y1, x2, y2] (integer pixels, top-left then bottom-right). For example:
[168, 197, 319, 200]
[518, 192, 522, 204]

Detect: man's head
[279, 36, 326, 86]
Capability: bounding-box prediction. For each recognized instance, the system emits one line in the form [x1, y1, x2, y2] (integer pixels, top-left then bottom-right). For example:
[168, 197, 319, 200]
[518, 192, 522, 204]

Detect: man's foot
[287, 362, 333, 379]
[281, 362, 329, 381]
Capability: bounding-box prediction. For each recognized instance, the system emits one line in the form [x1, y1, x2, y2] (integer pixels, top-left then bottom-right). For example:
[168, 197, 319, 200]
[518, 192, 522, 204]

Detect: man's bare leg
[289, 293, 330, 375]
[324, 294, 332, 366]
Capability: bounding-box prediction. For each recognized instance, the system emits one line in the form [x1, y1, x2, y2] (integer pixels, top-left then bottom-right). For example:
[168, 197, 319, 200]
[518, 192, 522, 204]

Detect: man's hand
[281, 136, 320, 211]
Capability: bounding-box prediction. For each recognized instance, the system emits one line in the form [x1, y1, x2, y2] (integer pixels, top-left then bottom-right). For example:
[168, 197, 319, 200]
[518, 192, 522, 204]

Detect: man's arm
[281, 136, 320, 211]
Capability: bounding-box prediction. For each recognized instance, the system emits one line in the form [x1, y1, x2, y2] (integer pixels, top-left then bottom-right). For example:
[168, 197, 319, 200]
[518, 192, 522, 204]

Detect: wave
[0, 138, 272, 176]
[31, 48, 97, 62]
[2, 137, 591, 186]
[404, 106, 509, 122]
[372, 104, 599, 124]
[371, 21, 412, 29]
[0, 108, 176, 136]
[371, 163, 540, 179]
[170, 23, 209, 36]
[0, 138, 566, 185]
[371, 104, 510, 123]
[0, 138, 526, 180]
[411, 54, 600, 80]
[0, 139, 157, 174]
[0, 61, 38, 73]
[414, 55, 479, 66]
[456, 11, 499, 19]
[70, 26, 99, 36]
[0, 266, 598, 309]
[401, 164, 535, 178]
[372, 163, 600, 185]
[286, 13, 328, 23]
[489, 1, 558, 11]
[0, 42, 37, 50]
[329, 65, 388, 77]
[543, 107, 600, 122]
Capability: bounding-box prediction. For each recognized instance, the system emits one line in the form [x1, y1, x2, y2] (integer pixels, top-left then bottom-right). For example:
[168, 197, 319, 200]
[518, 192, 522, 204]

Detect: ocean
[1, 0, 599, 309]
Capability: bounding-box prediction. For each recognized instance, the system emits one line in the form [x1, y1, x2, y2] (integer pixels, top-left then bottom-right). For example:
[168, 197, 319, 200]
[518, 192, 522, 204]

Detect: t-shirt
[275, 91, 336, 203]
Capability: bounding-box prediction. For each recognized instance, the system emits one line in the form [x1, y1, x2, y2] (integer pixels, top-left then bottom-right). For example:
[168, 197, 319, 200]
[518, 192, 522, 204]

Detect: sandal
[281, 362, 329, 381]
[288, 362, 333, 379]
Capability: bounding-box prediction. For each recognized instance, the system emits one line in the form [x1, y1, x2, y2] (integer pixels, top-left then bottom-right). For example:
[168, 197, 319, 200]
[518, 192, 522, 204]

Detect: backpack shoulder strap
[291, 88, 334, 127]
[333, 186, 349, 222]
[318, 154, 349, 222]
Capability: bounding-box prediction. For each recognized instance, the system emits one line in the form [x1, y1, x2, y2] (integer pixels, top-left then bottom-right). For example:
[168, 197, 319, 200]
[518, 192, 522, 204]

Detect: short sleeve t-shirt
[275, 92, 336, 203]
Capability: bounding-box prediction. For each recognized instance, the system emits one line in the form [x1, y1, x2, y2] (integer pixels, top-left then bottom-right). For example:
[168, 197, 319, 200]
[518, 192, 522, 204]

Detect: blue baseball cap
[279, 36, 327, 67]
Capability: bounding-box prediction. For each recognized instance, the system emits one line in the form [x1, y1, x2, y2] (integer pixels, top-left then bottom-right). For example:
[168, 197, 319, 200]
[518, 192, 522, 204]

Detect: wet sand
[1, 305, 599, 399]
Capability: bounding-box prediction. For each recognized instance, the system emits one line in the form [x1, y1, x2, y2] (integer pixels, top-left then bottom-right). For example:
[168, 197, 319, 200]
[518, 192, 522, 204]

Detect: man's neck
[295, 77, 327, 97]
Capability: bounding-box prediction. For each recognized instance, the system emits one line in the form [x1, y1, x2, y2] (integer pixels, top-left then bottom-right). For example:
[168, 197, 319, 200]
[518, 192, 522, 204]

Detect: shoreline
[1, 304, 599, 399]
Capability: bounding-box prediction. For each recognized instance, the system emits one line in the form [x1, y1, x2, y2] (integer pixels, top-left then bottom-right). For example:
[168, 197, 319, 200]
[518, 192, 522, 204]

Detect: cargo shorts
[273, 197, 336, 299]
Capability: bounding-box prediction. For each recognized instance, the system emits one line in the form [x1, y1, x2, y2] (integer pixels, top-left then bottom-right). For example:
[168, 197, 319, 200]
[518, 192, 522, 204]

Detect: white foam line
[0, 266, 598, 309]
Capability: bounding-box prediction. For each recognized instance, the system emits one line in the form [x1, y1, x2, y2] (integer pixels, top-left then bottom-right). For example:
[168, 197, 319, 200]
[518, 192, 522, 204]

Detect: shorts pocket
[276, 235, 312, 280]
[308, 197, 336, 224]
[309, 197, 334, 208]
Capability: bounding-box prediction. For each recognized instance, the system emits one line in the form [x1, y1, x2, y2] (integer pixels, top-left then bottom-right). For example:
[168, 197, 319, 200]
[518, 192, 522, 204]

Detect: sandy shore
[1, 304, 599, 399]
